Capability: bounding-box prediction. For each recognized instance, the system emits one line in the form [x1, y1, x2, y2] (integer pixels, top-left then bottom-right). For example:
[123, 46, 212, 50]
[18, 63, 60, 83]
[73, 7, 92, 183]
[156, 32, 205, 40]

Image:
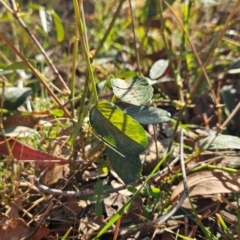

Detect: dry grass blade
[0, 0, 71, 95]
[163, 0, 217, 104]
[1, 0, 240, 239]
[0, 33, 71, 117]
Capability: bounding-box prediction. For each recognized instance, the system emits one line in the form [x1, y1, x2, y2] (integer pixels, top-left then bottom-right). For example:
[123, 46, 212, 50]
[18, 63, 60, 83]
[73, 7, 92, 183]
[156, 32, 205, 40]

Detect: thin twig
[92, 0, 126, 59]
[189, 0, 240, 98]
[0, 32, 71, 118]
[0, 0, 71, 95]
[218, 101, 240, 133]
[120, 133, 187, 239]
[153, 129, 188, 225]
[25, 201, 55, 239]
[163, 0, 218, 104]
[113, 217, 122, 240]
[33, 157, 179, 197]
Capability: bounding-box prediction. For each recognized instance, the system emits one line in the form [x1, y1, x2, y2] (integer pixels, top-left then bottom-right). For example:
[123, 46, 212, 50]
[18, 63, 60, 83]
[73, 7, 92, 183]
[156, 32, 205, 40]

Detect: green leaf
[115, 71, 136, 79]
[96, 180, 104, 195]
[220, 85, 237, 117]
[111, 76, 153, 106]
[90, 102, 148, 154]
[51, 11, 65, 42]
[1, 87, 32, 111]
[49, 108, 64, 117]
[39, 8, 52, 33]
[4, 60, 36, 71]
[95, 200, 103, 217]
[124, 106, 171, 124]
[29, 3, 42, 10]
[149, 59, 169, 80]
[106, 147, 142, 184]
[0, 108, 10, 114]
[92, 149, 171, 240]
[200, 134, 240, 150]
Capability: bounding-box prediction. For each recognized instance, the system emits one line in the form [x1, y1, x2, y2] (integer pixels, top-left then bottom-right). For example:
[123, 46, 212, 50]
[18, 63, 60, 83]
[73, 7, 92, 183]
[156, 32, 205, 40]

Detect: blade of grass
[61, 227, 73, 240]
[128, 0, 141, 75]
[70, 27, 79, 117]
[163, 0, 218, 105]
[0, 0, 71, 95]
[0, 32, 71, 117]
[158, 1, 180, 101]
[188, 0, 240, 98]
[216, 213, 234, 240]
[73, 0, 98, 105]
[92, 0, 126, 59]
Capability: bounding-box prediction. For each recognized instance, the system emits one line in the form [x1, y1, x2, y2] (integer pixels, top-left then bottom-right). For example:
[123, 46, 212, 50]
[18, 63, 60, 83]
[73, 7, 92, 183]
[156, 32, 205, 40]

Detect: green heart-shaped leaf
[90, 102, 148, 154]
[106, 147, 142, 184]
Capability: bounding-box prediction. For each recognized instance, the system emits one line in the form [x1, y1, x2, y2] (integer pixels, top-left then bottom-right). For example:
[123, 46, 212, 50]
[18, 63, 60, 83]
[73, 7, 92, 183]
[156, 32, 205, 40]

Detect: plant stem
[158, 0, 180, 101]
[129, 0, 141, 75]
[0, 0, 71, 95]
[0, 32, 71, 117]
[70, 27, 79, 117]
[163, 0, 218, 105]
[92, 0, 126, 59]
[73, 0, 98, 104]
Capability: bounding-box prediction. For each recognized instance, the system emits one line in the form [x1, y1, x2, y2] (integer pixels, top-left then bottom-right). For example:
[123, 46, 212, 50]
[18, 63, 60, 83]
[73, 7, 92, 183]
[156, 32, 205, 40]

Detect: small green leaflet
[1, 87, 32, 111]
[124, 106, 171, 124]
[111, 76, 153, 106]
[200, 134, 240, 150]
[149, 59, 169, 80]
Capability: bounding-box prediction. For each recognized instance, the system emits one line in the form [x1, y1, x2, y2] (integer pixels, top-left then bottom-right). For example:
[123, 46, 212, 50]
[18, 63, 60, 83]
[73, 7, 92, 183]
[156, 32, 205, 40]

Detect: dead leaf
[104, 193, 143, 225]
[34, 227, 51, 240]
[170, 170, 240, 208]
[6, 197, 22, 218]
[0, 213, 9, 226]
[0, 217, 34, 240]
[104, 193, 130, 217]
[64, 198, 88, 217]
[40, 165, 69, 186]
[0, 136, 70, 167]
[3, 113, 40, 129]
[78, 206, 104, 240]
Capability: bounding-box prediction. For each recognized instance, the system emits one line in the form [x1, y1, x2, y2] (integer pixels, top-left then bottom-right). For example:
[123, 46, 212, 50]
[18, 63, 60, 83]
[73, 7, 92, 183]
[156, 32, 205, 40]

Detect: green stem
[158, 0, 180, 101]
[70, 27, 79, 116]
[165, 104, 187, 161]
[93, 0, 126, 59]
[73, 0, 98, 104]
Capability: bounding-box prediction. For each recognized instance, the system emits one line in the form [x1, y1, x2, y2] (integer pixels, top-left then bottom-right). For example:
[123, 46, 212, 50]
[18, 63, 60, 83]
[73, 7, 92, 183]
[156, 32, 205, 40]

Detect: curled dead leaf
[170, 170, 240, 208]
